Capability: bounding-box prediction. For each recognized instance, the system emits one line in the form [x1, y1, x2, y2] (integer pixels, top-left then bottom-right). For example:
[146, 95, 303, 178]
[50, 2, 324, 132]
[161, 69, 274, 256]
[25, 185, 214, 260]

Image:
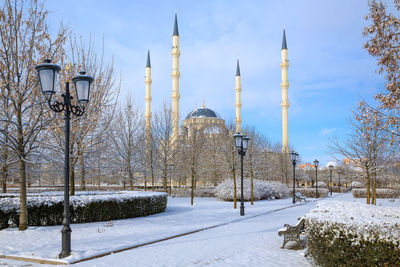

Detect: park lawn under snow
[0, 195, 306, 264]
[1, 192, 400, 266]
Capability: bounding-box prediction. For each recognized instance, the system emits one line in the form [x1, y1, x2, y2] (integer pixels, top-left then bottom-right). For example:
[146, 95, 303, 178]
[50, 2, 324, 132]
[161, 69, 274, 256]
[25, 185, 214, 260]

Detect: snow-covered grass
[0, 191, 167, 229]
[0, 194, 308, 265]
[305, 200, 400, 265]
[214, 179, 289, 201]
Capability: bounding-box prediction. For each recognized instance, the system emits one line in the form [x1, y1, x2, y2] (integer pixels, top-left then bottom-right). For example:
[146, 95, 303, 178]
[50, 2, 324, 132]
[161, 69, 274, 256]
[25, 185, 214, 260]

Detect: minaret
[145, 50, 152, 147]
[171, 13, 181, 143]
[281, 29, 290, 153]
[235, 60, 242, 133]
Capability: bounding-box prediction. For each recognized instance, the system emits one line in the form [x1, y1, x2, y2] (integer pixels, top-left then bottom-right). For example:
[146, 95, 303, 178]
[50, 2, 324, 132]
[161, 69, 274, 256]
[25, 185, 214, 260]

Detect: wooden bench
[295, 192, 306, 202]
[278, 217, 305, 249]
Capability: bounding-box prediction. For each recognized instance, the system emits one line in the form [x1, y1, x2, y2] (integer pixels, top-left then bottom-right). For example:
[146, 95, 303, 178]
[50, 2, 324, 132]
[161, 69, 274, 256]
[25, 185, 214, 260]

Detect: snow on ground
[1, 192, 399, 266]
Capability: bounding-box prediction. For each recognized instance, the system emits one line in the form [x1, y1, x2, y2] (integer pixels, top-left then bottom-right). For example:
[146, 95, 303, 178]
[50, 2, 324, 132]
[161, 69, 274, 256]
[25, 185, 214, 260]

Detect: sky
[44, 0, 385, 167]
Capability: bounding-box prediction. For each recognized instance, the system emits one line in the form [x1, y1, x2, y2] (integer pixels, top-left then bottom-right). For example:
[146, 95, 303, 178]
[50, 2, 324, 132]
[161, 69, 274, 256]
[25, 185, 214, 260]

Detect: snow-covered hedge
[297, 188, 328, 198]
[330, 186, 351, 193]
[305, 201, 400, 266]
[0, 191, 167, 230]
[171, 188, 215, 198]
[214, 179, 289, 201]
[352, 188, 400, 199]
[316, 181, 327, 188]
[351, 181, 364, 188]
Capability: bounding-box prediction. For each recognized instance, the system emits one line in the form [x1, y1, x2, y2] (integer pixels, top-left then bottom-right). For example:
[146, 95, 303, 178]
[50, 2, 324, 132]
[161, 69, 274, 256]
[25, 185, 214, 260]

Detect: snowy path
[74, 199, 316, 267]
[0, 193, 358, 266]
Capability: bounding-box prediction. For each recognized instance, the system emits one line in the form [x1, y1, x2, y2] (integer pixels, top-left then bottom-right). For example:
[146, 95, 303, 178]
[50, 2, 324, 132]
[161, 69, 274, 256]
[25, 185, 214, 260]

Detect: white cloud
[320, 128, 337, 136]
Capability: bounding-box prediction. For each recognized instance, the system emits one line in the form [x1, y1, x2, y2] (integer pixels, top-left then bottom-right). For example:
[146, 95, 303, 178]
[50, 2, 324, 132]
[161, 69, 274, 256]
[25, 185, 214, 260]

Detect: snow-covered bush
[330, 186, 351, 193]
[351, 181, 364, 188]
[171, 188, 215, 198]
[0, 191, 167, 230]
[214, 179, 289, 201]
[316, 181, 327, 188]
[305, 201, 400, 266]
[297, 188, 328, 198]
[352, 188, 400, 199]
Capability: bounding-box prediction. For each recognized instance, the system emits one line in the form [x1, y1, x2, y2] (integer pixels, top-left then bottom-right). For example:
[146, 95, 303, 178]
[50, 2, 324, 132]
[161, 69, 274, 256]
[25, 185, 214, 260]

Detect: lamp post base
[240, 204, 245, 216]
[59, 221, 72, 258]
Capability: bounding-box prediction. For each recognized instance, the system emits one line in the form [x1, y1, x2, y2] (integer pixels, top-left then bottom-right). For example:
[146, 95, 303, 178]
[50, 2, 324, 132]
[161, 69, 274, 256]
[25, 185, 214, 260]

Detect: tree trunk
[251, 173, 254, 205]
[128, 166, 133, 190]
[373, 169, 377, 205]
[366, 166, 370, 204]
[18, 156, 28, 230]
[1, 162, 7, 193]
[79, 149, 86, 191]
[191, 173, 195, 206]
[1, 132, 8, 193]
[70, 159, 75, 196]
[233, 171, 237, 209]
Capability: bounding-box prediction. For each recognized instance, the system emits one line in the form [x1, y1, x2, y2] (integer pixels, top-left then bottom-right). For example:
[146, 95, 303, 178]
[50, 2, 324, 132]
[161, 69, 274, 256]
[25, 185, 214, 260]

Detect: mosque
[144, 14, 290, 152]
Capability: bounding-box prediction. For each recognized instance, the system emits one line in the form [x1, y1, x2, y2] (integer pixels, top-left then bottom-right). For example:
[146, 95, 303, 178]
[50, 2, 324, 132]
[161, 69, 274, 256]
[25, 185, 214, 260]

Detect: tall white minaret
[145, 50, 152, 147]
[281, 29, 290, 153]
[171, 13, 181, 142]
[235, 60, 242, 133]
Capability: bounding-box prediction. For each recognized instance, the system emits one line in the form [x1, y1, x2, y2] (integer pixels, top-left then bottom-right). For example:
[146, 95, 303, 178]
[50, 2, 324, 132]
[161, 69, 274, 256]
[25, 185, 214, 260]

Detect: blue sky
[45, 0, 384, 167]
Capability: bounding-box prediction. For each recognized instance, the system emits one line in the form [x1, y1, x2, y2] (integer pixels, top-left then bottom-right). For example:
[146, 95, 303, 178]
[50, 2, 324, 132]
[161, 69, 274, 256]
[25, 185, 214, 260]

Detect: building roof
[185, 107, 221, 119]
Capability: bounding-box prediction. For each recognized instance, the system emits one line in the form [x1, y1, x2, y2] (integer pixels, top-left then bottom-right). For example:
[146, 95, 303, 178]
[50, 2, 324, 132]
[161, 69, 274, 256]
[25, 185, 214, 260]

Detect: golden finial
[202, 97, 205, 108]
[65, 62, 71, 81]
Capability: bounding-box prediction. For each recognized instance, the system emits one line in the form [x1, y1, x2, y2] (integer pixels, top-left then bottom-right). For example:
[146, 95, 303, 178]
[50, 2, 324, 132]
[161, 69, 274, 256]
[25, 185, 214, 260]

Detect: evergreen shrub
[0, 191, 167, 230]
[305, 201, 400, 266]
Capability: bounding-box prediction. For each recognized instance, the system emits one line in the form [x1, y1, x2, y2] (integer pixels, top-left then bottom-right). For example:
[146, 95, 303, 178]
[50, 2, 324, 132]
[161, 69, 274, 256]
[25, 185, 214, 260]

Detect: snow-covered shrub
[351, 181, 364, 188]
[0, 191, 167, 230]
[352, 188, 400, 199]
[330, 186, 351, 193]
[297, 188, 328, 198]
[316, 181, 327, 188]
[305, 201, 400, 266]
[171, 188, 215, 198]
[214, 179, 289, 201]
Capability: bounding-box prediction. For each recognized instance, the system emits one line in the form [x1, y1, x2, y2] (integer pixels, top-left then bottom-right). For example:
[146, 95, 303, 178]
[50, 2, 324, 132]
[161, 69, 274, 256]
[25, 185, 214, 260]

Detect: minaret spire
[235, 59, 242, 133]
[171, 13, 181, 143]
[173, 12, 179, 36]
[282, 28, 287, 50]
[146, 50, 151, 68]
[280, 29, 290, 153]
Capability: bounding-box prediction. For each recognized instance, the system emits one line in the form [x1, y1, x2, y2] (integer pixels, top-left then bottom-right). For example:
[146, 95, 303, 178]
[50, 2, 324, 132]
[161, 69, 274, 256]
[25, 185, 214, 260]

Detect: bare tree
[220, 122, 239, 208]
[152, 103, 178, 193]
[329, 104, 390, 204]
[0, 0, 67, 230]
[110, 97, 143, 190]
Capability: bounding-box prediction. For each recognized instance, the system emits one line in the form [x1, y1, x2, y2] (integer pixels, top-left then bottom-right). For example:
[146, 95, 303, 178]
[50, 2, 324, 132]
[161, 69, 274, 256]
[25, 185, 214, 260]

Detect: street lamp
[337, 169, 342, 193]
[35, 59, 94, 258]
[328, 165, 333, 196]
[290, 151, 298, 204]
[234, 133, 250, 216]
[313, 159, 319, 198]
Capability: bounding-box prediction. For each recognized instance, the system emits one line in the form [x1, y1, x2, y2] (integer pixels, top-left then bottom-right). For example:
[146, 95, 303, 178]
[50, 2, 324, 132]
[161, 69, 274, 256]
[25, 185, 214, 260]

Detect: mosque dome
[185, 107, 221, 119]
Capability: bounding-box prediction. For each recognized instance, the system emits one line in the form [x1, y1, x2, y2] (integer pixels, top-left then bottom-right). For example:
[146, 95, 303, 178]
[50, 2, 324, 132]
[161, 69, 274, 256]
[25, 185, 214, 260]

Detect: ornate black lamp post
[328, 164, 333, 196]
[290, 151, 298, 204]
[234, 133, 249, 216]
[337, 169, 342, 193]
[313, 159, 319, 198]
[35, 60, 94, 258]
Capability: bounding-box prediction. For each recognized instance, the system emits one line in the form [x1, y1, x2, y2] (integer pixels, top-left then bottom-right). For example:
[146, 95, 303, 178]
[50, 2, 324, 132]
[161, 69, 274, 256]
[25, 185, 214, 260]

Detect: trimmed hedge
[305, 201, 400, 266]
[0, 191, 167, 230]
[297, 188, 328, 198]
[352, 188, 400, 198]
